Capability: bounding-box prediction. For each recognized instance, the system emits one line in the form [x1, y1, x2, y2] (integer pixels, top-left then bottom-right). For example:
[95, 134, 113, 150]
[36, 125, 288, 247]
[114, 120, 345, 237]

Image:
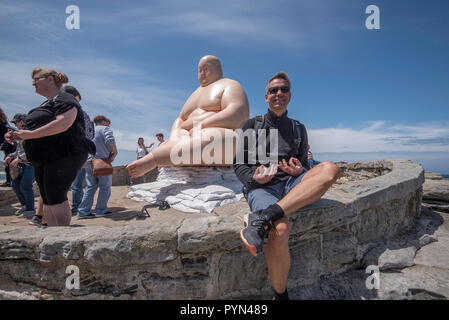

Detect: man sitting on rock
[234, 71, 340, 300]
[126, 55, 249, 178]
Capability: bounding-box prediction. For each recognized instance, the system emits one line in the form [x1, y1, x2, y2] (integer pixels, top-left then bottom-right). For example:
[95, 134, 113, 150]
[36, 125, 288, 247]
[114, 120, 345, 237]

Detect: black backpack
[80, 109, 95, 140]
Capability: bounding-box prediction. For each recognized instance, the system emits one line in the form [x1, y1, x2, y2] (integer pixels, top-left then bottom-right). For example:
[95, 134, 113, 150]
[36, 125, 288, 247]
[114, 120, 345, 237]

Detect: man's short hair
[266, 71, 291, 93]
[62, 85, 81, 100]
[93, 115, 111, 125]
[156, 133, 164, 138]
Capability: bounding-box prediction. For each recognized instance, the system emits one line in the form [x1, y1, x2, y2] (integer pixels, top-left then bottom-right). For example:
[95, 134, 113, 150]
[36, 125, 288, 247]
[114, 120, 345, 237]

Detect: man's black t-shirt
[23, 91, 95, 164]
[233, 109, 310, 191]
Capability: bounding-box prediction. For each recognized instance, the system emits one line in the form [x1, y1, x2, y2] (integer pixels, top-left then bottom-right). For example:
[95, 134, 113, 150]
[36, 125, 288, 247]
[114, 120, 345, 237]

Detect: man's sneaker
[240, 204, 285, 257]
[20, 210, 36, 218]
[77, 213, 96, 219]
[95, 211, 112, 217]
[240, 212, 272, 256]
[28, 215, 43, 226]
[71, 207, 78, 215]
[14, 206, 26, 216]
[272, 289, 290, 300]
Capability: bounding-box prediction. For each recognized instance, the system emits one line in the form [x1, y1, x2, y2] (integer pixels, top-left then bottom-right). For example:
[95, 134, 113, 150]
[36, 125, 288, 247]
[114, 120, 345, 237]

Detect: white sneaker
[20, 210, 36, 218]
[14, 206, 26, 216]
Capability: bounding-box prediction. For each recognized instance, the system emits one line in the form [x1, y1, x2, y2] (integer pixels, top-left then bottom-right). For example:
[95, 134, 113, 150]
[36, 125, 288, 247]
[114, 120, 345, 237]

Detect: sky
[0, 0, 448, 173]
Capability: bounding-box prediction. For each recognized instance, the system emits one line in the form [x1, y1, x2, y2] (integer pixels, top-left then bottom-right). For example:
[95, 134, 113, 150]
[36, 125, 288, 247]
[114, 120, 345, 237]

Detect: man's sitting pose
[127, 55, 249, 178]
[234, 71, 340, 300]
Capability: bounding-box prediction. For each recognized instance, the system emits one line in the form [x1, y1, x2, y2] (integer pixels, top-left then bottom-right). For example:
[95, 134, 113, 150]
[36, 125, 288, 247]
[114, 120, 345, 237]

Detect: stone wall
[112, 166, 158, 186]
[0, 159, 424, 299]
[0, 184, 40, 207]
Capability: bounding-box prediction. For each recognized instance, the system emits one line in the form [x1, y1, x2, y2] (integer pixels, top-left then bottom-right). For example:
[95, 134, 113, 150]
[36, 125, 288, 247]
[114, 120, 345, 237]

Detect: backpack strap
[254, 115, 264, 132]
[290, 119, 302, 157]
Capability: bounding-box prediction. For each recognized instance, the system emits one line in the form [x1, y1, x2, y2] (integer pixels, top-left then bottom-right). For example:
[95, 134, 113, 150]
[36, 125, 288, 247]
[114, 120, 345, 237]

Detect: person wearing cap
[4, 113, 35, 218]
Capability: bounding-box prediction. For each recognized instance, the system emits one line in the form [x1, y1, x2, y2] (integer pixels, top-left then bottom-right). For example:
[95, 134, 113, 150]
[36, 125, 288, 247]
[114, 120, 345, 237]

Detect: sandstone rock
[422, 177, 449, 203]
[424, 172, 443, 180]
[378, 246, 417, 270]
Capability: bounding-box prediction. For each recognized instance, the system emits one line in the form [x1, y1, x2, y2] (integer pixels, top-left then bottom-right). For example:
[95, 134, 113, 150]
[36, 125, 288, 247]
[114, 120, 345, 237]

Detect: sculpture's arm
[200, 81, 249, 130]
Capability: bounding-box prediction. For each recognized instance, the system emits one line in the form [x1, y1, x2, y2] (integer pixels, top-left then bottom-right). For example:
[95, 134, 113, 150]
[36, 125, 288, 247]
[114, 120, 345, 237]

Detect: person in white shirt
[136, 137, 154, 160]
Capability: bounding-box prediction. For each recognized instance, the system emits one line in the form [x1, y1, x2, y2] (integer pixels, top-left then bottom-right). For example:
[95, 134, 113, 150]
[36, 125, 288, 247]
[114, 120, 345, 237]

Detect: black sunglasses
[267, 86, 290, 95]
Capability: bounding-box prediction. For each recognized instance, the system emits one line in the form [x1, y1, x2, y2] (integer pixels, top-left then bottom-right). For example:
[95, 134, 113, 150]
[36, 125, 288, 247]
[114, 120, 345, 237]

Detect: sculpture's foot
[126, 155, 157, 178]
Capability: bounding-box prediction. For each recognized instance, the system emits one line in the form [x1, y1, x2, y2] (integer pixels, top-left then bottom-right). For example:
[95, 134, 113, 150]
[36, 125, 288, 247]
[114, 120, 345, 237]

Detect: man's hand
[4, 131, 16, 144]
[4, 156, 12, 167]
[278, 157, 303, 177]
[253, 164, 277, 184]
[10, 157, 20, 169]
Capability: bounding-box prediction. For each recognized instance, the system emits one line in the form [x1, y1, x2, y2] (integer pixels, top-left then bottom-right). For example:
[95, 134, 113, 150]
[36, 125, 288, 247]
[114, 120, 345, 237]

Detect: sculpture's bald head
[198, 55, 223, 87]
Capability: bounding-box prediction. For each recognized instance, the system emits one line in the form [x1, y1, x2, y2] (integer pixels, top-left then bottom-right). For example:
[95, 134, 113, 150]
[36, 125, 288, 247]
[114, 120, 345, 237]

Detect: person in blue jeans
[61, 85, 93, 214]
[71, 166, 86, 214]
[307, 147, 321, 169]
[77, 115, 117, 218]
[5, 114, 35, 218]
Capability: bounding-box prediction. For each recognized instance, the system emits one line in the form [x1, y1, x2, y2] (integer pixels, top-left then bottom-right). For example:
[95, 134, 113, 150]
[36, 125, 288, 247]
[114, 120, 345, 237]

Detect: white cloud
[308, 121, 449, 153]
[0, 55, 187, 135]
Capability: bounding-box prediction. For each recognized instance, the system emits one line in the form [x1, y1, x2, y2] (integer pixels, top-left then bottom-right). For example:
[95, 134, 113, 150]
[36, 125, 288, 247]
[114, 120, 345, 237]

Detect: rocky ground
[288, 172, 449, 300]
[0, 171, 448, 300]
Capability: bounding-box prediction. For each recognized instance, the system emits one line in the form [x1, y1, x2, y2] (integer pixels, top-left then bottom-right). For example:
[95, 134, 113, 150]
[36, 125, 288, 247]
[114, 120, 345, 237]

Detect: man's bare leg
[277, 161, 340, 215]
[264, 162, 339, 295]
[264, 217, 291, 294]
[240, 161, 340, 256]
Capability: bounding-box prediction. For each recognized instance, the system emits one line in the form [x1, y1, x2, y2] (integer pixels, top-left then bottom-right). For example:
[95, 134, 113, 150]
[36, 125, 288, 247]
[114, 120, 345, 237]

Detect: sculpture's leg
[126, 128, 237, 178]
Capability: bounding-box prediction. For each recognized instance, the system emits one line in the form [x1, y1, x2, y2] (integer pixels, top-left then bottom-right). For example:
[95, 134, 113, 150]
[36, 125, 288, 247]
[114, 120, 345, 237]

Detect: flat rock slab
[423, 176, 449, 202]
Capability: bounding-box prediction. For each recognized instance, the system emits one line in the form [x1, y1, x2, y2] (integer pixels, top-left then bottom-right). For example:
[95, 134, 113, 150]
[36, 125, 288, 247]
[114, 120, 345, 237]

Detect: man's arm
[104, 126, 118, 162]
[233, 118, 263, 190]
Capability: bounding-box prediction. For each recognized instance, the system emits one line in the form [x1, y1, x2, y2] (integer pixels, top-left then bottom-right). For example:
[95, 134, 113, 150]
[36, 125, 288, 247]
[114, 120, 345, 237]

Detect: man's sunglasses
[267, 86, 290, 95]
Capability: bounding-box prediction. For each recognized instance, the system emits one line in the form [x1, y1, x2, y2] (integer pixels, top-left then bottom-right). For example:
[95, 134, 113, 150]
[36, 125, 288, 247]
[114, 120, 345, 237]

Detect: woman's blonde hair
[31, 67, 69, 88]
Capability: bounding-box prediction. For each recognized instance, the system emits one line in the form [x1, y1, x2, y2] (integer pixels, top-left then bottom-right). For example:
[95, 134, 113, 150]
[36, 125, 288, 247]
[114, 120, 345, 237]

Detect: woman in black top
[5, 67, 95, 226]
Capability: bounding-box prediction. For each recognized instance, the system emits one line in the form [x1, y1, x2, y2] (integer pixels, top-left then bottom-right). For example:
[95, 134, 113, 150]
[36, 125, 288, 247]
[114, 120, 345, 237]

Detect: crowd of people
[0, 67, 163, 227]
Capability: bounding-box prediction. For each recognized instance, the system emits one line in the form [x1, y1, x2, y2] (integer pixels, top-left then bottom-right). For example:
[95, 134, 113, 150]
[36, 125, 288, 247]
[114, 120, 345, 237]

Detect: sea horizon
[1, 150, 449, 180]
[109, 150, 449, 177]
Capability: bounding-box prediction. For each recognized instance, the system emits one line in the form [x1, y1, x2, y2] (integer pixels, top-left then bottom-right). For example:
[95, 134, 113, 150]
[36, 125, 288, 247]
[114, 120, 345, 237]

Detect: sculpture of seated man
[127, 55, 250, 178]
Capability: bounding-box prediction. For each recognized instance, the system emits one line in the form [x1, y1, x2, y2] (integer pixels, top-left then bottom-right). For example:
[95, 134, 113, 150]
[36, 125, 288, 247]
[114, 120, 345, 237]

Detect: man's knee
[320, 161, 340, 183]
[268, 217, 291, 246]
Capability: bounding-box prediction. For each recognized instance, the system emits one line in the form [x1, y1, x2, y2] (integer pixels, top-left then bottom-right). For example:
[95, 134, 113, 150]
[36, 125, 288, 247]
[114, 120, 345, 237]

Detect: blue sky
[1, 0, 448, 172]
